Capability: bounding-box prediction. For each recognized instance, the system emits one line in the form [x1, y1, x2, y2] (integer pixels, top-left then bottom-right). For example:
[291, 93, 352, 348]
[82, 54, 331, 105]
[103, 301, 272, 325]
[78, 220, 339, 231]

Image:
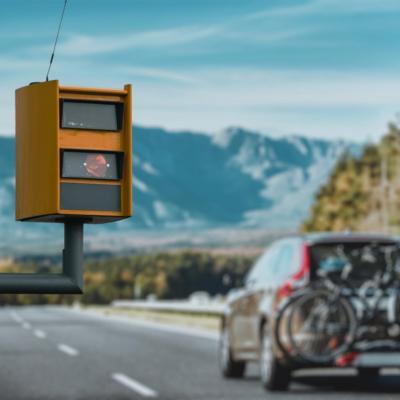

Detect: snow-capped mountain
[133, 126, 358, 229]
[0, 126, 359, 251]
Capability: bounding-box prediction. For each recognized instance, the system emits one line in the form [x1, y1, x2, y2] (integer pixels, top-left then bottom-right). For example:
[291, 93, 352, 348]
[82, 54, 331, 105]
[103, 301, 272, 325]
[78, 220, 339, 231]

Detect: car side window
[245, 253, 265, 287]
[274, 241, 296, 283]
[245, 244, 278, 287]
[251, 243, 281, 287]
[245, 239, 302, 288]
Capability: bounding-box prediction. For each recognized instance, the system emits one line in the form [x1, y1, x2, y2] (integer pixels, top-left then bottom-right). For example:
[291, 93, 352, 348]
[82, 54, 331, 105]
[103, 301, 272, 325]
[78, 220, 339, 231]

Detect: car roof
[299, 232, 399, 245]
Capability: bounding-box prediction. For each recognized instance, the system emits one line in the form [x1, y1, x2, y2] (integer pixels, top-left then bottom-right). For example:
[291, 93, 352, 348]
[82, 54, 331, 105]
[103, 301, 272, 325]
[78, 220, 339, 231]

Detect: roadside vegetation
[303, 122, 400, 233]
[0, 251, 255, 306]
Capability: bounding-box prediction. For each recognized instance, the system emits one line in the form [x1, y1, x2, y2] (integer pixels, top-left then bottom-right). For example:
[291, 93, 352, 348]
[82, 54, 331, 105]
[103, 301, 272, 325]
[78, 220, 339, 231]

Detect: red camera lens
[62, 151, 120, 180]
[84, 153, 108, 178]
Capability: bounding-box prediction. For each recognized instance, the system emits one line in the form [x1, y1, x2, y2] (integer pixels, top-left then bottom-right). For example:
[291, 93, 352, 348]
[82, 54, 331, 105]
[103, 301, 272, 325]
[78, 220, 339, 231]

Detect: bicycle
[275, 243, 400, 364]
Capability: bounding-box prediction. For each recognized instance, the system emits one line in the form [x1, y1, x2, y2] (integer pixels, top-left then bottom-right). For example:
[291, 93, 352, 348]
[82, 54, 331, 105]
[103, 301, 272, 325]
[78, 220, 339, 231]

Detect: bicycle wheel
[273, 296, 298, 358]
[387, 290, 400, 325]
[274, 291, 309, 359]
[287, 290, 357, 363]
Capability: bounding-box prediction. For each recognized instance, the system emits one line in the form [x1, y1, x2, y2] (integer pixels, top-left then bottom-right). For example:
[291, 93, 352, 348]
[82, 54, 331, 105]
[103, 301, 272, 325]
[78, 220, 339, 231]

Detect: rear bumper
[336, 342, 400, 368]
[282, 342, 400, 369]
[354, 352, 400, 368]
[287, 351, 400, 370]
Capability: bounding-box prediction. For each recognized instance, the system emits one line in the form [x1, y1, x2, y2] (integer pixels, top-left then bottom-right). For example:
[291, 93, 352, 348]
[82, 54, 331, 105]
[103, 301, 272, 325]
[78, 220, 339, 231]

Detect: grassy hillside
[303, 123, 400, 233]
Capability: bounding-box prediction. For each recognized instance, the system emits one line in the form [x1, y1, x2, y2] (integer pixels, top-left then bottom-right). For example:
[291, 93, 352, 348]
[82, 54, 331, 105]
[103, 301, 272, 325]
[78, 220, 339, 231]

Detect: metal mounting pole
[0, 221, 84, 294]
[63, 221, 83, 290]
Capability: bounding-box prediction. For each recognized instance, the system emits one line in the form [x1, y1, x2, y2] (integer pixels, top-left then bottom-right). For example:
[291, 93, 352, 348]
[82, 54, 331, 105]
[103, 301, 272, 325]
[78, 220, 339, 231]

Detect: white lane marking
[58, 344, 79, 357]
[10, 311, 23, 323]
[112, 373, 158, 398]
[33, 329, 47, 339]
[22, 322, 31, 330]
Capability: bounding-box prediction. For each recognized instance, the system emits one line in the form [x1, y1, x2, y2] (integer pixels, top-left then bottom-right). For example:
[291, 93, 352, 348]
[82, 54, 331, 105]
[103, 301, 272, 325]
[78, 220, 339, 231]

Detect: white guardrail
[111, 300, 226, 316]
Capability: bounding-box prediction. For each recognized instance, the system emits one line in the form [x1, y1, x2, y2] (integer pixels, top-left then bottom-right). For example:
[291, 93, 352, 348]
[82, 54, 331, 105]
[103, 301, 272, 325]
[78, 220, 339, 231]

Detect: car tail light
[277, 244, 310, 301]
[335, 352, 359, 367]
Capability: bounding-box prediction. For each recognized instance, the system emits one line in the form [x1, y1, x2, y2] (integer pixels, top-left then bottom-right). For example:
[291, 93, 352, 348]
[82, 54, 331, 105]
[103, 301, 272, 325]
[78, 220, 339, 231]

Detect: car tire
[219, 326, 246, 378]
[357, 367, 380, 381]
[260, 324, 291, 391]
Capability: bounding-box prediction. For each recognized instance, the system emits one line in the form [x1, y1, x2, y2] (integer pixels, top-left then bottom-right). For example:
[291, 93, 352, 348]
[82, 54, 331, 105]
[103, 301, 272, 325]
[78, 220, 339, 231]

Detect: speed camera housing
[15, 80, 132, 223]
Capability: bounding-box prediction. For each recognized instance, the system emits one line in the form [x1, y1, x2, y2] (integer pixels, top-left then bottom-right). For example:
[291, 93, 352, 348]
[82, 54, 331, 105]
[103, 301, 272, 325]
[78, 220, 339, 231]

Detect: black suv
[219, 233, 400, 391]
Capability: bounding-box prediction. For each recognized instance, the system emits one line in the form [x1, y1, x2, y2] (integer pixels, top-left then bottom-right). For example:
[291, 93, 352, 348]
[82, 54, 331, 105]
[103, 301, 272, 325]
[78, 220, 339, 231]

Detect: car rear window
[310, 241, 400, 285]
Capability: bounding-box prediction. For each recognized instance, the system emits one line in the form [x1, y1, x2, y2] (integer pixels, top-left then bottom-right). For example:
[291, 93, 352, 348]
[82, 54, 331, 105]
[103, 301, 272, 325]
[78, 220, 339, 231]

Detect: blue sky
[2, 0, 400, 141]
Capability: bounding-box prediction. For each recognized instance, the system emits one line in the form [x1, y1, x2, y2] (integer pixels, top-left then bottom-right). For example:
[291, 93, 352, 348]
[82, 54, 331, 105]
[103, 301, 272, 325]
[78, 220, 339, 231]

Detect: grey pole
[0, 221, 84, 294]
[63, 221, 84, 291]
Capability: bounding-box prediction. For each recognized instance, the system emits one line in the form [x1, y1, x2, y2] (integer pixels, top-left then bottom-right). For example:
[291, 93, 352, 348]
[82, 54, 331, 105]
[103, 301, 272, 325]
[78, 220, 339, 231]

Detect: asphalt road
[0, 306, 399, 400]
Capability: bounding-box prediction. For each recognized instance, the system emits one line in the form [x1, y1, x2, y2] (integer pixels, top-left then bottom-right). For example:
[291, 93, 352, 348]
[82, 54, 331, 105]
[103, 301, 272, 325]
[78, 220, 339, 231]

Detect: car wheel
[260, 324, 291, 391]
[219, 326, 246, 378]
[357, 368, 380, 381]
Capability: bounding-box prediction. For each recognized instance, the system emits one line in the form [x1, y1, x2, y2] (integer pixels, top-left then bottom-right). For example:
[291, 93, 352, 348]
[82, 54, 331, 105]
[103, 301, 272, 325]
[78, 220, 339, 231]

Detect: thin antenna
[45, 0, 68, 82]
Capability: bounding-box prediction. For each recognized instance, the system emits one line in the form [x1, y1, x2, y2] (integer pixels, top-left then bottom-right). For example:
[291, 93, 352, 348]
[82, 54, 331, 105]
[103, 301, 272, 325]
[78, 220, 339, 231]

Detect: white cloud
[1, 64, 399, 141]
[134, 68, 400, 108]
[130, 68, 400, 140]
[219, 28, 313, 45]
[248, 0, 400, 20]
[58, 25, 222, 56]
[120, 67, 198, 84]
[52, 16, 315, 57]
[0, 56, 44, 71]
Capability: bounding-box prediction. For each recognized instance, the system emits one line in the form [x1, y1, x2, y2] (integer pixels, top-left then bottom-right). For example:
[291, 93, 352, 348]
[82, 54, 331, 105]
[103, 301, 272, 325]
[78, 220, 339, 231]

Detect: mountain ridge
[0, 125, 360, 252]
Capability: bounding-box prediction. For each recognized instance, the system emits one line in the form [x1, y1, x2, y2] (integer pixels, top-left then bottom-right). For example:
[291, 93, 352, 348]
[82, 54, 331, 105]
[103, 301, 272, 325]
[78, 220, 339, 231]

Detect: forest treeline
[303, 123, 400, 233]
[0, 251, 255, 306]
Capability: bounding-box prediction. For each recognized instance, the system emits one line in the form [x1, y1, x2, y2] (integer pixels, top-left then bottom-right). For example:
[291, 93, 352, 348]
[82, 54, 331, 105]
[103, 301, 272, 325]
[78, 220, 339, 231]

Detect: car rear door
[230, 243, 280, 356]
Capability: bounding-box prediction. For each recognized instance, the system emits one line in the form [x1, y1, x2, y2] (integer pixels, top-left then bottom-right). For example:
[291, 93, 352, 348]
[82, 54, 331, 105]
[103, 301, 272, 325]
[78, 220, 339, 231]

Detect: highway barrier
[111, 300, 226, 316]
